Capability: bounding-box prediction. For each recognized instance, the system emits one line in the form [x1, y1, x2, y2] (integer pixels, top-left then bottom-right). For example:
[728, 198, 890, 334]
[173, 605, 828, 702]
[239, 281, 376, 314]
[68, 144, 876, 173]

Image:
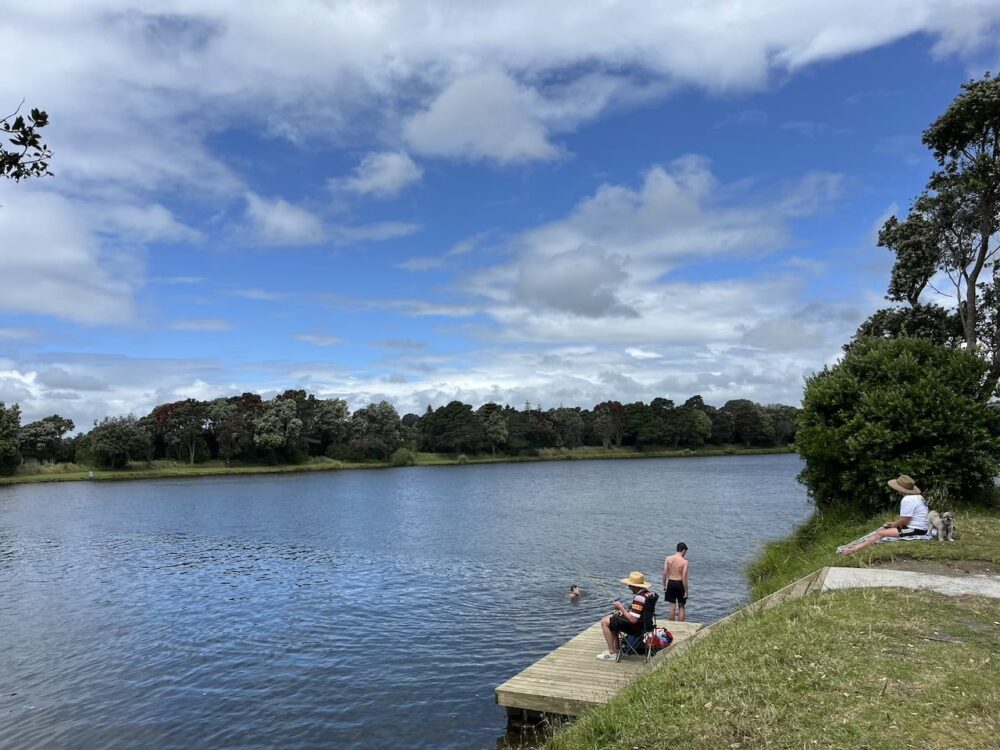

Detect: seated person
[596, 571, 653, 661]
[569, 584, 582, 600]
[841, 474, 929, 555]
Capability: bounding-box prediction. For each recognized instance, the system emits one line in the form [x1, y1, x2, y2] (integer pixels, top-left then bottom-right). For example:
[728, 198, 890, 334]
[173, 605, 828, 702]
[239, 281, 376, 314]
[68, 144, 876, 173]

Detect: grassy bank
[748, 507, 1000, 600]
[546, 588, 1000, 750]
[0, 444, 793, 486]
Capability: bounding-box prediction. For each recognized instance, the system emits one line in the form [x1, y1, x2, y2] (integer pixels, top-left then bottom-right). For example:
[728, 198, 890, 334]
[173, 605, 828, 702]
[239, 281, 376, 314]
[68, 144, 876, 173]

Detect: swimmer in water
[569, 584, 582, 600]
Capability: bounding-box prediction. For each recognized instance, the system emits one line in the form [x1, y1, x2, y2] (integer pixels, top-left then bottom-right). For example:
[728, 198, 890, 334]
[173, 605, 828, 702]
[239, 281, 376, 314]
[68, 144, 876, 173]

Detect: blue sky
[1, 1, 999, 426]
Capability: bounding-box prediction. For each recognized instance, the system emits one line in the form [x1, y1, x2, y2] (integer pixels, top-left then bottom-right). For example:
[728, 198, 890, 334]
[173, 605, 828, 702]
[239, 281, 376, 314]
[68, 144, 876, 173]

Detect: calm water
[0, 454, 810, 749]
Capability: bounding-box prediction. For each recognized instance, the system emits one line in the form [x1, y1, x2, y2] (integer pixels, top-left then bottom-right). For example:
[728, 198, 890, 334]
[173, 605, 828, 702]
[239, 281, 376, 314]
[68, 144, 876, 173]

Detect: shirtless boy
[662, 542, 689, 622]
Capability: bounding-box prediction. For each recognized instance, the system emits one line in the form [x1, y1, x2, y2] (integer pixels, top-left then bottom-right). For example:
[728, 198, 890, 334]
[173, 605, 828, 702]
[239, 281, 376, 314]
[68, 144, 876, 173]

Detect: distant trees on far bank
[0, 392, 799, 473]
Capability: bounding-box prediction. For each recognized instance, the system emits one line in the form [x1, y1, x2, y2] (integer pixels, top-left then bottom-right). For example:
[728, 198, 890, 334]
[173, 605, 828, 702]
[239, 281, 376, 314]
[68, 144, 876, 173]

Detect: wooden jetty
[496, 619, 703, 720]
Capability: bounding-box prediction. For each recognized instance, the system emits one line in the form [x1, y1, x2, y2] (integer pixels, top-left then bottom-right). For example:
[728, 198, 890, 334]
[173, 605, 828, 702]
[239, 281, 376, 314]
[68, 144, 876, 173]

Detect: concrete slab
[822, 567, 1000, 599]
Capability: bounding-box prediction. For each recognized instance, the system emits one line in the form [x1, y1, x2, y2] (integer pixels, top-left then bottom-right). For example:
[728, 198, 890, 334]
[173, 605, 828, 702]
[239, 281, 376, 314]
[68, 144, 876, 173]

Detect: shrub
[390, 447, 417, 467]
[456, 454, 469, 465]
[797, 337, 1000, 514]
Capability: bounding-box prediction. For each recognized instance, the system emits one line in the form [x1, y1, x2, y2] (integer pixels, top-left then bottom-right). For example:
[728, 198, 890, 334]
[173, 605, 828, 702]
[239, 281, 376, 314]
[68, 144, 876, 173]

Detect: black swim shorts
[898, 527, 928, 537]
[665, 579, 687, 605]
[608, 613, 641, 635]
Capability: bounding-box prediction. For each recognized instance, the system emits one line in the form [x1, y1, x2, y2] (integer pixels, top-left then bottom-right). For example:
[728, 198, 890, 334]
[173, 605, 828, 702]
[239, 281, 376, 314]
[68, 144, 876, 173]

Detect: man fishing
[596, 571, 653, 661]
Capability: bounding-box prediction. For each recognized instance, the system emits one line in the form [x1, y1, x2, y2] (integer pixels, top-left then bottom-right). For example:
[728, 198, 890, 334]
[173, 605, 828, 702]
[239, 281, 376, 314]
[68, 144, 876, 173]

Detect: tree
[592, 401, 625, 448]
[548, 407, 584, 448]
[311, 398, 351, 454]
[762, 404, 799, 445]
[672, 406, 712, 448]
[88, 415, 152, 469]
[797, 337, 1000, 514]
[254, 397, 303, 459]
[19, 414, 74, 462]
[623, 401, 658, 447]
[418, 401, 485, 453]
[865, 74, 1000, 397]
[1, 104, 53, 181]
[350, 401, 402, 459]
[482, 407, 509, 455]
[0, 402, 22, 475]
[151, 399, 207, 464]
[723, 400, 775, 447]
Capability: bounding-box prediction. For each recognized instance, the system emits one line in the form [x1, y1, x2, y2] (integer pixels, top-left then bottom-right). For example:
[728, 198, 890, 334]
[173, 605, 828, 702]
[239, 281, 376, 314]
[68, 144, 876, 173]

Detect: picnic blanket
[836, 528, 934, 555]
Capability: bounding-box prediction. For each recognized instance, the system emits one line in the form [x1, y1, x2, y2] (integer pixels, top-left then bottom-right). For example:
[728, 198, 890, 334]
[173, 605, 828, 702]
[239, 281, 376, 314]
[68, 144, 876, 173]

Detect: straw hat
[620, 571, 652, 588]
[887, 474, 921, 495]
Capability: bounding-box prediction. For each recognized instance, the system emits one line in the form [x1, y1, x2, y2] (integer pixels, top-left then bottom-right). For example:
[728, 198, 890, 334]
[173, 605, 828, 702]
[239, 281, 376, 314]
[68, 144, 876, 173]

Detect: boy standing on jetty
[662, 543, 689, 622]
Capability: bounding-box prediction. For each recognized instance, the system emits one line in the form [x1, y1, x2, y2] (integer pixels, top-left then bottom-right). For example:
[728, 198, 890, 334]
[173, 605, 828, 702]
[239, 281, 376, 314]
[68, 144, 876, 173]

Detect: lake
[0, 454, 811, 749]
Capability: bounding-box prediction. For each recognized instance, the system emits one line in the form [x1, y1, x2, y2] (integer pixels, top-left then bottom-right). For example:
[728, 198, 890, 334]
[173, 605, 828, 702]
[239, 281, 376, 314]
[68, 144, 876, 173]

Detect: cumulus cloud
[405, 70, 561, 163]
[0, 189, 141, 325]
[243, 192, 326, 246]
[331, 151, 423, 197]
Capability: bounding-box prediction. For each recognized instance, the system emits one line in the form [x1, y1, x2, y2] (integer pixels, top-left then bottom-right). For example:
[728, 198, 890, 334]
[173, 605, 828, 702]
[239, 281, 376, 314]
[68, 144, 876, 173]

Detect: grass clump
[748, 509, 1000, 600]
[547, 588, 1000, 750]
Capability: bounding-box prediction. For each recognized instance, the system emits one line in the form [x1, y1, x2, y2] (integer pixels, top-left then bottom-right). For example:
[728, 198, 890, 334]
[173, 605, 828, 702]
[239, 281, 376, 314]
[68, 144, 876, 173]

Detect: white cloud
[331, 151, 423, 197]
[243, 192, 325, 246]
[296, 333, 342, 346]
[0, 188, 141, 325]
[329, 221, 421, 244]
[405, 70, 562, 163]
[626, 347, 661, 359]
[170, 318, 233, 332]
[230, 288, 286, 301]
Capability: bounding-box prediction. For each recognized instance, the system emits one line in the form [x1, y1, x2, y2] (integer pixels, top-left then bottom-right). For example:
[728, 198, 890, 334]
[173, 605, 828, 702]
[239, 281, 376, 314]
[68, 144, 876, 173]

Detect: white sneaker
[596, 651, 617, 661]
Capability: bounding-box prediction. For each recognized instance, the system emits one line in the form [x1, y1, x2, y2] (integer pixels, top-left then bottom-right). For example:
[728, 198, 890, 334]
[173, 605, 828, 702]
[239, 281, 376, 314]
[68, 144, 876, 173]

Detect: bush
[390, 447, 417, 467]
[797, 337, 1000, 514]
[456, 454, 470, 465]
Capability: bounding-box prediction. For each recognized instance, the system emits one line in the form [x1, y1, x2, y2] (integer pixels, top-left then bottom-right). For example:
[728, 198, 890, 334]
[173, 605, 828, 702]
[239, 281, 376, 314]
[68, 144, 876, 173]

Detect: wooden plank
[495, 619, 704, 717]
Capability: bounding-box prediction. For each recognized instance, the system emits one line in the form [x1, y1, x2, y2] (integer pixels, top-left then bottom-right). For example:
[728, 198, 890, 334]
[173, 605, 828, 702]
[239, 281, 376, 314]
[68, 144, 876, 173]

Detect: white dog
[928, 510, 956, 541]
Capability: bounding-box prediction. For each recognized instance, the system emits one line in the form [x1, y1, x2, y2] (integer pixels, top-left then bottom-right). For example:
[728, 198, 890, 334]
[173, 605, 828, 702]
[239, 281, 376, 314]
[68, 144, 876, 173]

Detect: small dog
[928, 510, 956, 541]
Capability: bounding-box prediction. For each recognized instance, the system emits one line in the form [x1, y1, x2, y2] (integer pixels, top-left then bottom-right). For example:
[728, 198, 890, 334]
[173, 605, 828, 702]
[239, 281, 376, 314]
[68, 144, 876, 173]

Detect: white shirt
[900, 494, 929, 530]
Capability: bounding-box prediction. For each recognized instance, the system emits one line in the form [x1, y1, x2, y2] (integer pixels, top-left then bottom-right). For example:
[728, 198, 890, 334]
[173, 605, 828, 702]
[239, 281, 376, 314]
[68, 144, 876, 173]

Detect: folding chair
[616, 591, 658, 662]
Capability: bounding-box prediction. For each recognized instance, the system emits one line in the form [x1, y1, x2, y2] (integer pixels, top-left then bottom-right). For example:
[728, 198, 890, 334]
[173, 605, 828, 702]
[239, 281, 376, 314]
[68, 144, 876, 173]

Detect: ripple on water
[0, 454, 810, 749]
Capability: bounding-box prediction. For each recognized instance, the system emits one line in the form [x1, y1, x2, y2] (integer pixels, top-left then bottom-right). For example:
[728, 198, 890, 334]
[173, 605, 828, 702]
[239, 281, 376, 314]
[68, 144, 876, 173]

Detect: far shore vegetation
[0, 393, 798, 483]
[0, 444, 793, 486]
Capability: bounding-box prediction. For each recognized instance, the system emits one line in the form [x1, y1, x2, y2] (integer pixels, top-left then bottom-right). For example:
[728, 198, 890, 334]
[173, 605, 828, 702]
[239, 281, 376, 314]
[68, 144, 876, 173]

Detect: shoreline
[0, 445, 795, 486]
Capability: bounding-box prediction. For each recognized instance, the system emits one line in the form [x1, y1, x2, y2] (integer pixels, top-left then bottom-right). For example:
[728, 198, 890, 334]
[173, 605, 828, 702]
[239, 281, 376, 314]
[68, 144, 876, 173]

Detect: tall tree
[863, 74, 1000, 397]
[0, 402, 22, 475]
[350, 401, 402, 459]
[19, 415, 75, 462]
[89, 415, 151, 469]
[1, 104, 53, 181]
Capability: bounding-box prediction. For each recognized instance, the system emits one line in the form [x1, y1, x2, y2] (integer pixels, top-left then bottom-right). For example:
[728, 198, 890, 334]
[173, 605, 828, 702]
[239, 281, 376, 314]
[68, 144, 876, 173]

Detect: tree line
[0, 393, 798, 474]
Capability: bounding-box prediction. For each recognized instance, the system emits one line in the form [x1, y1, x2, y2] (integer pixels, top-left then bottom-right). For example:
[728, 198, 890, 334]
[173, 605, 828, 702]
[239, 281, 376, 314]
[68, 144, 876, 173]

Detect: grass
[0, 444, 793, 486]
[546, 588, 1000, 750]
[748, 508, 1000, 600]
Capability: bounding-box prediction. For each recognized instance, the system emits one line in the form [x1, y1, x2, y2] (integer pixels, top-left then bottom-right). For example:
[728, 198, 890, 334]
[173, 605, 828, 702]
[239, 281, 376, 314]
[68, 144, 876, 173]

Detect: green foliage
[418, 400, 485, 452]
[0, 402, 22, 475]
[798, 338, 1000, 514]
[19, 414, 75, 463]
[865, 74, 1000, 395]
[350, 400, 403, 459]
[1, 104, 52, 181]
[456, 453, 469, 464]
[390, 447, 417, 467]
[88, 415, 152, 469]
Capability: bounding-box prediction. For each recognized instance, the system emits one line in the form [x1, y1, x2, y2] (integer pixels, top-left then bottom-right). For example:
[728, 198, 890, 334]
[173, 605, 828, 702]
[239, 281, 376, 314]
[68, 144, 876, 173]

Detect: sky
[1, 0, 1000, 427]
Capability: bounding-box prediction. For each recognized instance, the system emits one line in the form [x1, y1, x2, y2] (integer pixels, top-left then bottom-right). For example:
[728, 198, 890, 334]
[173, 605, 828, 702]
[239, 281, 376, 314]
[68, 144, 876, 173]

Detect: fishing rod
[565, 553, 620, 605]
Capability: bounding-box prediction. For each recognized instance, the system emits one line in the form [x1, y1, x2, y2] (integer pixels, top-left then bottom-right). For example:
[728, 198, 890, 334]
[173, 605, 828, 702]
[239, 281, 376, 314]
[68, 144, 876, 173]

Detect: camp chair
[616, 591, 658, 662]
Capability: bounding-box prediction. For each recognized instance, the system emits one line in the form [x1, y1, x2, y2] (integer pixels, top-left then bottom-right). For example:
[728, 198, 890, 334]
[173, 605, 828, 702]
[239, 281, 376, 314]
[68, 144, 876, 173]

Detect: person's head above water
[569, 584, 581, 598]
